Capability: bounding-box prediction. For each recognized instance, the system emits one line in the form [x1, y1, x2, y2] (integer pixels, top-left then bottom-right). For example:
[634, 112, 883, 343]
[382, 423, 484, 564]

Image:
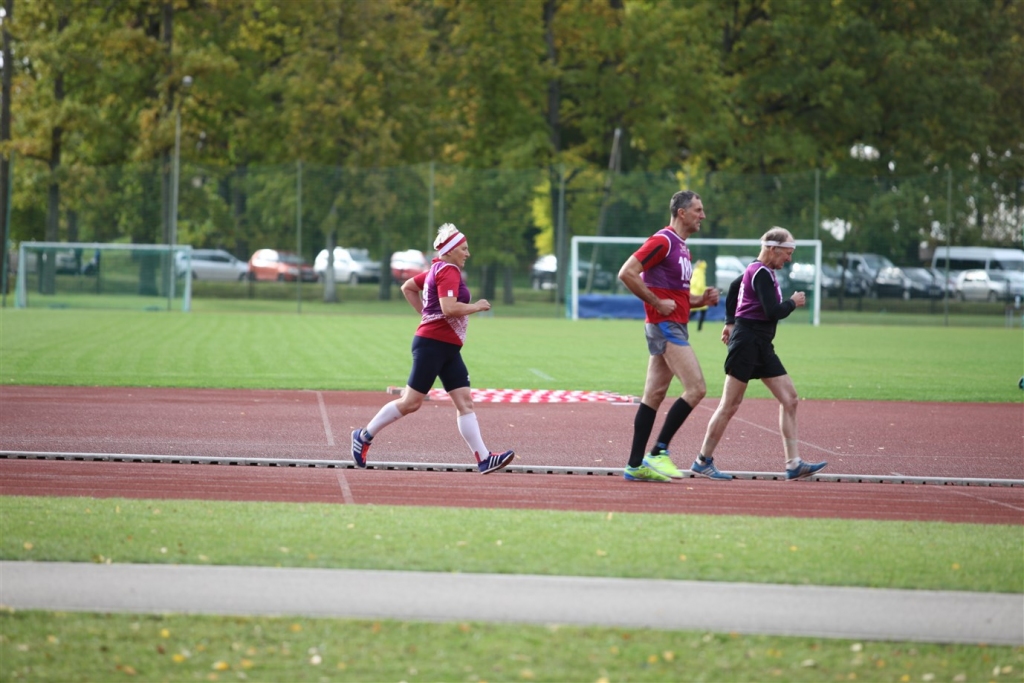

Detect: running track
[1, 386, 1021, 525]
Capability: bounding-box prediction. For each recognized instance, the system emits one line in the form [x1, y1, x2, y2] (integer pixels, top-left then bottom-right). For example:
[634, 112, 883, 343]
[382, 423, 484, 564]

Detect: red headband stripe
[437, 231, 466, 255]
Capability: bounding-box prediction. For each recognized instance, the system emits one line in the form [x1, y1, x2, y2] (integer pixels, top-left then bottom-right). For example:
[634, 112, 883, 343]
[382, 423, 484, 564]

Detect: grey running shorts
[645, 321, 691, 356]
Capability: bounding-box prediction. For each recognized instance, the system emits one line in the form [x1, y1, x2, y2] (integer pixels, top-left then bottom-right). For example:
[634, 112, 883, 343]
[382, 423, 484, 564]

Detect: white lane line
[945, 487, 1024, 512]
[316, 391, 335, 447]
[529, 368, 554, 380]
[696, 404, 833, 456]
[336, 471, 355, 505]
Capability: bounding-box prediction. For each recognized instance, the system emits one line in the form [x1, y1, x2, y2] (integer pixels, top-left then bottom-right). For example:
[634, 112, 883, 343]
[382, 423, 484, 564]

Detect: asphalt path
[2, 561, 1021, 646]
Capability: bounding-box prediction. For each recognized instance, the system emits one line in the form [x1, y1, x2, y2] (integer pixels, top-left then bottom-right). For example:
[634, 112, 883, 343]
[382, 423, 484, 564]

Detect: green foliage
[3, 0, 1020, 305]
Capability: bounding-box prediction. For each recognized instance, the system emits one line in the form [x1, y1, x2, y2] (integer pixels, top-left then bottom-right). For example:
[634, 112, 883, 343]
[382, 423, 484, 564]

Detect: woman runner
[351, 223, 515, 475]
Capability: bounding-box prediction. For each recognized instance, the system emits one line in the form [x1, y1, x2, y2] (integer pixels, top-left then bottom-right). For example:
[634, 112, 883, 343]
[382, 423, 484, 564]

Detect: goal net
[15, 242, 193, 312]
[569, 236, 822, 325]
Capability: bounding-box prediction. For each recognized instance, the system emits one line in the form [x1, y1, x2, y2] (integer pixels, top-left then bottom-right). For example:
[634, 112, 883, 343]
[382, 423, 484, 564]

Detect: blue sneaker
[479, 450, 515, 474]
[351, 428, 371, 468]
[786, 460, 828, 481]
[690, 456, 733, 481]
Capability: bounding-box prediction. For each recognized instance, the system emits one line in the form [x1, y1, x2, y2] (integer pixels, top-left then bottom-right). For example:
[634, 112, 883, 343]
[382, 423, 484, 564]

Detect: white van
[931, 246, 1024, 274]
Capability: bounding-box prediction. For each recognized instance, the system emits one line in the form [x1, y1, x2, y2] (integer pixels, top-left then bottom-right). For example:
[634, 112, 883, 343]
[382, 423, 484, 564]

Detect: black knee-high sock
[628, 403, 658, 468]
[653, 398, 694, 452]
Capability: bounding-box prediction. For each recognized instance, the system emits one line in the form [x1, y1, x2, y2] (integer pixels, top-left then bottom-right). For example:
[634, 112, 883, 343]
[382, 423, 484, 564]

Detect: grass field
[1, 307, 1022, 681]
[2, 309, 1022, 401]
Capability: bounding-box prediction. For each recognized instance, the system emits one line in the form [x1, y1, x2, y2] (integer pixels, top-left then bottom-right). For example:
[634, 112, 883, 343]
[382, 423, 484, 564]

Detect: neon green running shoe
[642, 454, 684, 479]
[623, 464, 671, 483]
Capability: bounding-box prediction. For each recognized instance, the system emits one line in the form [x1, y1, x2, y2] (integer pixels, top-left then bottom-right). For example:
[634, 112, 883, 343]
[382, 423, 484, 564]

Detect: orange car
[247, 249, 318, 282]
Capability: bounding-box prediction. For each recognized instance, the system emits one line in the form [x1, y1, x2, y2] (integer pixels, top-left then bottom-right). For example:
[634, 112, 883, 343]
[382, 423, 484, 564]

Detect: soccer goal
[569, 235, 822, 325]
[15, 242, 193, 312]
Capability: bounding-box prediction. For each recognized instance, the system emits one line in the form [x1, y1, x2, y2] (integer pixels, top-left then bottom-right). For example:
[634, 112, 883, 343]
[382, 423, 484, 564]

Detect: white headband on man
[436, 228, 467, 256]
[762, 240, 796, 248]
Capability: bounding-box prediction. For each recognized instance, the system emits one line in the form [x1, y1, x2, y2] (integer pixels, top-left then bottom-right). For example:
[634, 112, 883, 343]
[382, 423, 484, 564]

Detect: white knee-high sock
[457, 412, 489, 462]
[366, 401, 404, 438]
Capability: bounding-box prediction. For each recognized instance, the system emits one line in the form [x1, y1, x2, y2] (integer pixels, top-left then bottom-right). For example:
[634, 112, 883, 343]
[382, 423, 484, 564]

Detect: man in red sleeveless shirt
[617, 190, 720, 483]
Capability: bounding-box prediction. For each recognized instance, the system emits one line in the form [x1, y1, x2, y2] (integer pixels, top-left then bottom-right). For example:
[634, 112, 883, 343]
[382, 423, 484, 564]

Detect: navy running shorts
[408, 335, 471, 395]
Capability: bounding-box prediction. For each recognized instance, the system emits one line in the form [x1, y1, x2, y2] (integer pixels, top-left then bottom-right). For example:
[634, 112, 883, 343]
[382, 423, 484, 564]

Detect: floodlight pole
[296, 160, 303, 313]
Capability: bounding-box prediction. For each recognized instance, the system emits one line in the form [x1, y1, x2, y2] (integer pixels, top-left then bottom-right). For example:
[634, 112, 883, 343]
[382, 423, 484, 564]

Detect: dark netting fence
[5, 160, 1021, 320]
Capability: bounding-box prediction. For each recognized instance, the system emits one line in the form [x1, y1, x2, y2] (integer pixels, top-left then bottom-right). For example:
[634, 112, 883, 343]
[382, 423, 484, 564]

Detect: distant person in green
[693, 227, 828, 481]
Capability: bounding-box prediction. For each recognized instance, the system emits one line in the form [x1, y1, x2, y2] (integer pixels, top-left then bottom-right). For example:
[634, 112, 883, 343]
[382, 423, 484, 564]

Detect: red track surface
[1, 385, 1022, 525]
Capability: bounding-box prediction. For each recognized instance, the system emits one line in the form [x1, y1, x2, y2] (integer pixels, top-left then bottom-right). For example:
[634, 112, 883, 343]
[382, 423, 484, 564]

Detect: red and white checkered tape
[386, 386, 638, 404]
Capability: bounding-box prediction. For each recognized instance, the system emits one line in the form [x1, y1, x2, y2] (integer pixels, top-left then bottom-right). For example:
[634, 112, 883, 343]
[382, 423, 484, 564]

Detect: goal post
[569, 235, 822, 325]
[15, 242, 193, 312]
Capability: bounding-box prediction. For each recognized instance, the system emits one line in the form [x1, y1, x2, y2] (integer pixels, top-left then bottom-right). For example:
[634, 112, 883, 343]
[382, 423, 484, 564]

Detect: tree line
[1, 0, 1021, 295]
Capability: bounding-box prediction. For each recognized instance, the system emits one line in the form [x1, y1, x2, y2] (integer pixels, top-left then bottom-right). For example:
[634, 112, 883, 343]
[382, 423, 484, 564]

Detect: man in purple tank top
[693, 227, 828, 481]
[617, 190, 720, 483]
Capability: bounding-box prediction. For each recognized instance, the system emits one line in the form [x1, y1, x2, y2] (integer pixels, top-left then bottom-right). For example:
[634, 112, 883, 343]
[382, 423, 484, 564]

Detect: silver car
[956, 269, 1024, 302]
[176, 249, 249, 281]
[314, 247, 383, 285]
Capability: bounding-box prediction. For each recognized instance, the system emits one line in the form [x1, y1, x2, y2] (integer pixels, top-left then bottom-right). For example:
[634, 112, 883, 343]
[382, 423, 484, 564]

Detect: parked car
[51, 249, 99, 275]
[931, 246, 1024, 275]
[927, 267, 958, 298]
[785, 261, 830, 293]
[868, 266, 933, 299]
[314, 247, 382, 285]
[176, 248, 248, 281]
[902, 267, 945, 299]
[390, 249, 429, 284]
[248, 249, 318, 282]
[874, 266, 942, 299]
[956, 269, 1024, 302]
[813, 263, 870, 297]
[714, 255, 749, 290]
[838, 252, 895, 295]
[530, 255, 615, 291]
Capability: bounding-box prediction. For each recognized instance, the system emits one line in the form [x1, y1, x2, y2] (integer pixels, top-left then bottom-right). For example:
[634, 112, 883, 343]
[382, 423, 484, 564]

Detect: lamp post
[167, 76, 192, 309]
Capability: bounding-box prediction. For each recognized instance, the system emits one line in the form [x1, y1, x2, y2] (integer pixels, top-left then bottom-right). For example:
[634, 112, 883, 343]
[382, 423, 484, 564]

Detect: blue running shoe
[623, 465, 671, 482]
[690, 456, 734, 481]
[479, 450, 515, 474]
[786, 459, 827, 481]
[351, 428, 371, 468]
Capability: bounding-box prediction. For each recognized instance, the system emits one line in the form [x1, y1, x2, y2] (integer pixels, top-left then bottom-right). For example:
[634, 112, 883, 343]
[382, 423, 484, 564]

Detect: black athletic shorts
[723, 323, 787, 383]
[408, 335, 471, 395]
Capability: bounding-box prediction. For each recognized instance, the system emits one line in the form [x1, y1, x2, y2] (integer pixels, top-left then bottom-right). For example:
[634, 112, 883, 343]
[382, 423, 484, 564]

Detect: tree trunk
[544, 0, 565, 304]
[502, 264, 514, 305]
[323, 231, 337, 303]
[43, 13, 67, 295]
[0, 0, 12, 297]
[160, 2, 174, 245]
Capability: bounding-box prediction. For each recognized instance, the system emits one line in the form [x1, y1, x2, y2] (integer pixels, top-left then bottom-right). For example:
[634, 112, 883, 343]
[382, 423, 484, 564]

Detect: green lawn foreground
[2, 496, 1022, 683]
[3, 610, 1021, 683]
[1, 308, 1022, 401]
[1, 308, 1022, 681]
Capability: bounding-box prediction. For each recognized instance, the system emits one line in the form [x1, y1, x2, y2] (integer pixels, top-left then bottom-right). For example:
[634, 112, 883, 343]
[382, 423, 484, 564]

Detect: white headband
[762, 240, 796, 248]
[436, 229, 467, 256]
